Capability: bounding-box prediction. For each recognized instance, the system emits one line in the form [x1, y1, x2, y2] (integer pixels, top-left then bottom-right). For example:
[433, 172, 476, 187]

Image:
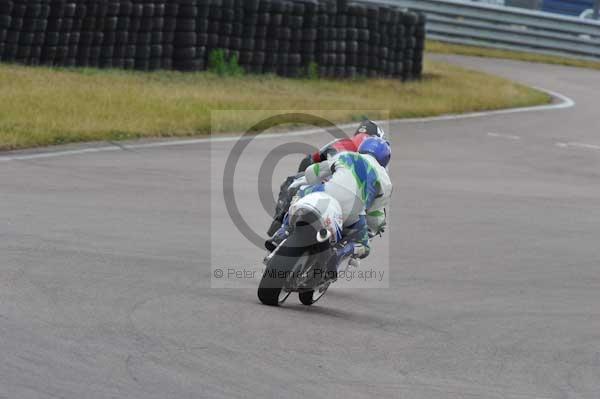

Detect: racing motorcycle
[258, 191, 355, 306]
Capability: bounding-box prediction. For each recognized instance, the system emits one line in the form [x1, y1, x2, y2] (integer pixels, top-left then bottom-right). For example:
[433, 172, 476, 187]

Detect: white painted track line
[487, 132, 521, 140]
[556, 142, 600, 151]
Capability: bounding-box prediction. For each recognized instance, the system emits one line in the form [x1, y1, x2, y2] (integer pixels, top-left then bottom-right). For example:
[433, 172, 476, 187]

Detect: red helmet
[352, 133, 370, 150]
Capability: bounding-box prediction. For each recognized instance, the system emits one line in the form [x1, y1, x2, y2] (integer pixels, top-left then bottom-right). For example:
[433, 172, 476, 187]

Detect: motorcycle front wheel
[258, 234, 310, 306]
[299, 283, 330, 306]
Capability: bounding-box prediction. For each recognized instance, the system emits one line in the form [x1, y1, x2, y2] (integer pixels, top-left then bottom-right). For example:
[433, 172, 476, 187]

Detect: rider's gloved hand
[335, 242, 356, 260]
[288, 176, 307, 190]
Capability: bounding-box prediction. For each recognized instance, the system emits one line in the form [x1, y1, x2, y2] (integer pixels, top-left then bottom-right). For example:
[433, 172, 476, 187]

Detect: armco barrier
[376, 0, 600, 61]
[0, 0, 425, 80]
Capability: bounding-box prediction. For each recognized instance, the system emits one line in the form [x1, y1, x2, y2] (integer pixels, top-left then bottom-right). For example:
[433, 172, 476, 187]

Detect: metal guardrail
[372, 0, 600, 61]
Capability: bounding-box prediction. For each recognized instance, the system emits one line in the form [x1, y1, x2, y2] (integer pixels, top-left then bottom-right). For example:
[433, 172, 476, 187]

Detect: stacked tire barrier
[0, 0, 425, 79]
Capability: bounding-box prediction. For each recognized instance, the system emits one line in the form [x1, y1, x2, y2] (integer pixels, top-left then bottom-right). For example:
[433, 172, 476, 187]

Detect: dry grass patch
[0, 60, 550, 151]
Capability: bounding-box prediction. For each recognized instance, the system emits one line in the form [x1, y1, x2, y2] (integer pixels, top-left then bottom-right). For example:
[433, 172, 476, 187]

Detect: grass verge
[0, 60, 550, 151]
[427, 40, 600, 71]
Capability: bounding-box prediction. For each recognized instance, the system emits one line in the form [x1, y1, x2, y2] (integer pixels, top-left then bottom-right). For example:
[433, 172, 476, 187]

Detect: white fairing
[289, 192, 344, 243]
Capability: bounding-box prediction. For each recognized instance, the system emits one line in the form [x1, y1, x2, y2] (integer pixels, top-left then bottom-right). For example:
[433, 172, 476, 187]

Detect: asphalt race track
[1, 55, 600, 399]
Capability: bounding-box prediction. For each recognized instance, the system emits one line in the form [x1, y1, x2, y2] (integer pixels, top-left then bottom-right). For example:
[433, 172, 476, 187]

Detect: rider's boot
[265, 225, 289, 252]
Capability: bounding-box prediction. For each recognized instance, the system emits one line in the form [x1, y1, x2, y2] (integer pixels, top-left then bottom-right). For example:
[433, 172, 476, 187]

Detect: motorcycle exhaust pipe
[317, 228, 331, 243]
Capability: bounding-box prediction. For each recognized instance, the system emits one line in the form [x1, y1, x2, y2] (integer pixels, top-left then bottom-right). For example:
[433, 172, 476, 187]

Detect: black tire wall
[0, 0, 425, 79]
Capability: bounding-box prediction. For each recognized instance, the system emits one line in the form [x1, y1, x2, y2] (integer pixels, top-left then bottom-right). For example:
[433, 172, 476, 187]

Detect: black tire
[104, 32, 116, 45]
[288, 53, 301, 66]
[258, 12, 270, 26]
[207, 33, 219, 47]
[139, 18, 153, 32]
[164, 17, 177, 32]
[135, 45, 151, 60]
[0, 2, 13, 15]
[195, 18, 208, 33]
[279, 40, 290, 53]
[347, 52, 358, 67]
[244, 0, 259, 13]
[277, 27, 290, 40]
[10, 17, 23, 32]
[123, 58, 135, 69]
[113, 46, 126, 58]
[19, 33, 34, 46]
[105, 17, 118, 31]
[252, 51, 265, 65]
[218, 35, 229, 48]
[299, 285, 329, 306]
[208, 20, 219, 34]
[242, 24, 256, 38]
[289, 15, 303, 29]
[258, 239, 305, 306]
[165, 3, 179, 17]
[173, 46, 195, 60]
[99, 58, 113, 69]
[134, 59, 149, 71]
[174, 32, 196, 46]
[238, 50, 252, 65]
[137, 32, 151, 46]
[197, 33, 208, 46]
[125, 45, 137, 58]
[162, 44, 173, 58]
[303, 28, 317, 41]
[221, 8, 235, 22]
[173, 58, 204, 71]
[270, 14, 282, 26]
[229, 36, 241, 50]
[115, 31, 129, 44]
[161, 58, 172, 70]
[101, 46, 114, 59]
[255, 26, 267, 38]
[234, 7, 244, 22]
[259, 45, 274, 61]
[151, 45, 162, 58]
[232, 22, 243, 36]
[255, 38, 265, 51]
[16, 46, 31, 59]
[347, 15, 356, 29]
[0, 16, 12, 29]
[261, 225, 332, 307]
[240, 38, 254, 51]
[24, 4, 42, 19]
[179, 5, 198, 19]
[209, 6, 222, 20]
[12, 4, 26, 19]
[45, 32, 60, 46]
[176, 18, 196, 32]
[403, 11, 418, 26]
[148, 58, 161, 70]
[220, 22, 233, 36]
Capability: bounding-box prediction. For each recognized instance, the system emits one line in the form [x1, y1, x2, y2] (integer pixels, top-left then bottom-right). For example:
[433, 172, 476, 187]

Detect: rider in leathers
[268, 120, 387, 237]
[266, 137, 392, 276]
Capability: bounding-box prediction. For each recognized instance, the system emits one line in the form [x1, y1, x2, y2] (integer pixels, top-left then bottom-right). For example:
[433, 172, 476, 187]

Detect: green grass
[0, 60, 550, 151]
[427, 40, 600, 71]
